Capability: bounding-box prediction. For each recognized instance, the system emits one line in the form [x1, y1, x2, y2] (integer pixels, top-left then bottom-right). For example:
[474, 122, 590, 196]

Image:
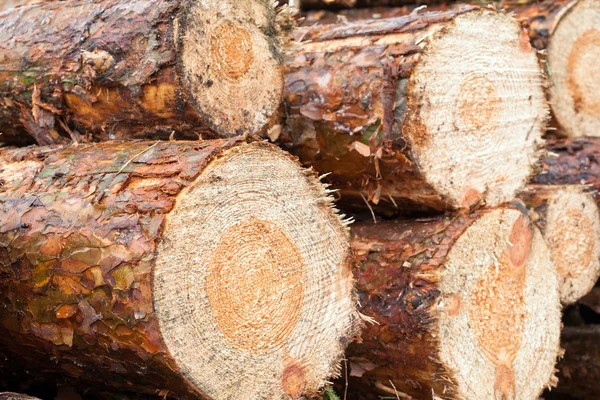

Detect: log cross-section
[0, 139, 361, 400]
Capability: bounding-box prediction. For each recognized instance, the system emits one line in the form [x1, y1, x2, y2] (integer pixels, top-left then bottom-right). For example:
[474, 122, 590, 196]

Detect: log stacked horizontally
[0, 139, 361, 399]
[1, 0, 599, 399]
[0, 0, 285, 145]
[346, 209, 561, 399]
[279, 6, 547, 214]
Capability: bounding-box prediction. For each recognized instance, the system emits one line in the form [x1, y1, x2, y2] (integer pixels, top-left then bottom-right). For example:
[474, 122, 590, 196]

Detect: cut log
[0, 139, 361, 400]
[345, 208, 561, 399]
[517, 0, 600, 138]
[279, 6, 547, 214]
[535, 138, 600, 195]
[0, 0, 284, 145]
[520, 185, 600, 305]
[553, 326, 600, 400]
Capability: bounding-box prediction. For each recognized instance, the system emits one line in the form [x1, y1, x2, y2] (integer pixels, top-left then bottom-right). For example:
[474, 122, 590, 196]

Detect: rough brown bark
[553, 326, 600, 400]
[344, 208, 561, 399]
[535, 138, 600, 199]
[0, 138, 360, 400]
[0, 0, 284, 145]
[278, 6, 546, 215]
[0, 138, 243, 399]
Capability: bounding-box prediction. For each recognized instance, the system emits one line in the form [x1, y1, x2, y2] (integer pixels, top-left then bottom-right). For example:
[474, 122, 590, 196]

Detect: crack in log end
[566, 29, 600, 116]
[206, 217, 304, 353]
[547, 0, 600, 137]
[407, 11, 546, 209]
[180, 0, 284, 137]
[438, 209, 561, 399]
[210, 21, 254, 82]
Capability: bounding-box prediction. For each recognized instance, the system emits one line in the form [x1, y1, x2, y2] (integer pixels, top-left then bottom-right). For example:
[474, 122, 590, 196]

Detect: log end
[405, 10, 547, 209]
[178, 0, 284, 137]
[153, 142, 361, 399]
[437, 209, 561, 399]
[548, 0, 600, 138]
[538, 185, 600, 305]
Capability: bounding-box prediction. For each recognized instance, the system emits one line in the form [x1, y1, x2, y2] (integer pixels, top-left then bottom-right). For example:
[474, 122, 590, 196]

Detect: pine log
[520, 185, 600, 305]
[0, 0, 284, 145]
[344, 208, 561, 399]
[553, 326, 600, 399]
[535, 138, 600, 195]
[278, 6, 547, 215]
[516, 0, 600, 138]
[0, 139, 361, 400]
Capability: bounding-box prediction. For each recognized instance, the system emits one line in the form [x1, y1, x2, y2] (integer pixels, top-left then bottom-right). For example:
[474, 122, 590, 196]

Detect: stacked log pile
[0, 0, 599, 399]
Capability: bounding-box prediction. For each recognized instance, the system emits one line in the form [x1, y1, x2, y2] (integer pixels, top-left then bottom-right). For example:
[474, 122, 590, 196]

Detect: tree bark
[553, 326, 600, 400]
[535, 138, 600, 197]
[0, 0, 284, 145]
[278, 6, 546, 215]
[520, 185, 600, 305]
[344, 208, 561, 399]
[0, 139, 360, 400]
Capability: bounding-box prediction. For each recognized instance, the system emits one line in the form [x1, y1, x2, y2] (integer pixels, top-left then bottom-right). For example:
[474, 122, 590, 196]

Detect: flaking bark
[0, 138, 247, 399]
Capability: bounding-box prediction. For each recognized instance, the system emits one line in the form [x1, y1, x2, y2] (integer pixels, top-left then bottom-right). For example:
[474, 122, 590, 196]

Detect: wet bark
[0, 138, 248, 399]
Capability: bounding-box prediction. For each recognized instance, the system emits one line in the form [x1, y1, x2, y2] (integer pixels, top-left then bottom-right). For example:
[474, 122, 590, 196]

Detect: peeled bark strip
[517, 0, 600, 138]
[346, 208, 561, 399]
[0, 139, 361, 400]
[521, 185, 600, 305]
[553, 326, 600, 399]
[535, 138, 600, 194]
[280, 7, 547, 214]
[0, 0, 284, 145]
